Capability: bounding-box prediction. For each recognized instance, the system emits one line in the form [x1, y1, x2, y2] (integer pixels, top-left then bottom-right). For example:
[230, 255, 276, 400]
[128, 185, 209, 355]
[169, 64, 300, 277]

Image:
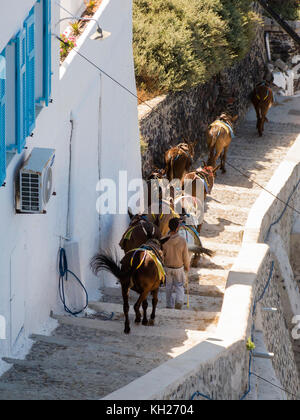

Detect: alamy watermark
[95, 171, 205, 225]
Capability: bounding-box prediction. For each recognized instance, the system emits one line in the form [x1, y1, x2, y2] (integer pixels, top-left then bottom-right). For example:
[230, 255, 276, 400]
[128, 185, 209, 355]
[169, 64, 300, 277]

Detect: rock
[273, 72, 287, 92]
[292, 63, 300, 79]
[292, 55, 300, 65]
[274, 59, 289, 72]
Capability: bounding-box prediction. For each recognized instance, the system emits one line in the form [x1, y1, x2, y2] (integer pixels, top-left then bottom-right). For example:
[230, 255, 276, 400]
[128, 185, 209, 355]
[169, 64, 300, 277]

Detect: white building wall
[59, 0, 86, 32]
[0, 1, 36, 50]
[0, 0, 141, 373]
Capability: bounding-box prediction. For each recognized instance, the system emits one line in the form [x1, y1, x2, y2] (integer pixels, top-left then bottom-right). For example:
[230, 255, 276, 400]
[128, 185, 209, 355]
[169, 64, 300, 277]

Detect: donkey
[145, 168, 166, 211]
[119, 210, 161, 254]
[251, 82, 274, 137]
[183, 163, 220, 203]
[207, 113, 238, 173]
[91, 236, 169, 334]
[181, 163, 220, 235]
[165, 142, 196, 181]
[143, 199, 214, 267]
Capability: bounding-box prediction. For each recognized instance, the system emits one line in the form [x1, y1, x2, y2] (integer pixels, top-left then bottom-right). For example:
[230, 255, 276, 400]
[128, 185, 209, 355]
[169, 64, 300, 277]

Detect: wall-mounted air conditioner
[16, 148, 56, 214]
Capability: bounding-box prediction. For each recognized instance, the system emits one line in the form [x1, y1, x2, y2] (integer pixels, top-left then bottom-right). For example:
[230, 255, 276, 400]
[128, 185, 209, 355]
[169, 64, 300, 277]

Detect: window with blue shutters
[16, 27, 27, 154]
[25, 8, 36, 137]
[43, 0, 52, 106]
[35, 0, 52, 107]
[5, 41, 17, 152]
[0, 50, 6, 186]
[0, 0, 52, 187]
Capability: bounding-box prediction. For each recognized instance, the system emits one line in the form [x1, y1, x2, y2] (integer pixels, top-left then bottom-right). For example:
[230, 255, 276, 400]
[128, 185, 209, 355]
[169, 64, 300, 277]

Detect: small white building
[0, 0, 142, 373]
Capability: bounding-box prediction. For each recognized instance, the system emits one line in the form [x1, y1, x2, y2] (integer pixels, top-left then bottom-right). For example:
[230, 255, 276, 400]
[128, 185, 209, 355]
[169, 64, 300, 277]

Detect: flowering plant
[60, 32, 77, 61]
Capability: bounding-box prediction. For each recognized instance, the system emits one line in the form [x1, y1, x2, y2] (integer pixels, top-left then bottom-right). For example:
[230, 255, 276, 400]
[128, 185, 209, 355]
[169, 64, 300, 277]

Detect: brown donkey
[251, 82, 274, 137]
[165, 142, 196, 181]
[119, 210, 161, 254]
[207, 113, 238, 173]
[91, 237, 169, 334]
[183, 163, 220, 203]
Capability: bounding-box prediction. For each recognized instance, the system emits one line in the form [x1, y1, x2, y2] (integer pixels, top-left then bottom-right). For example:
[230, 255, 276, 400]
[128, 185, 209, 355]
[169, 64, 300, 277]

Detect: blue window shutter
[43, 0, 51, 106]
[25, 8, 36, 136]
[0, 50, 6, 186]
[16, 28, 27, 153]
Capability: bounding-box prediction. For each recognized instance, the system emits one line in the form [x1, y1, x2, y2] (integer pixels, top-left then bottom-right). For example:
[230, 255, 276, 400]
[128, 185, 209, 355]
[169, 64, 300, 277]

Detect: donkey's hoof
[135, 319, 141, 324]
[142, 319, 149, 326]
[221, 169, 226, 174]
[124, 327, 131, 334]
[149, 319, 155, 326]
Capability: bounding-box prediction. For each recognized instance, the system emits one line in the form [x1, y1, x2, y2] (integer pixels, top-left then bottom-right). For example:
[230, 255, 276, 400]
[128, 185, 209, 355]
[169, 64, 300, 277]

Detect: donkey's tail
[91, 252, 133, 282]
[206, 126, 220, 150]
[188, 244, 215, 257]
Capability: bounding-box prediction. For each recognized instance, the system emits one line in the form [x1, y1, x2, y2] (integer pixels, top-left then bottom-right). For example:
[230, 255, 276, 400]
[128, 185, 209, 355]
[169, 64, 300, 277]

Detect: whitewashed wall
[59, 0, 86, 32]
[0, 0, 141, 373]
[0, 1, 36, 50]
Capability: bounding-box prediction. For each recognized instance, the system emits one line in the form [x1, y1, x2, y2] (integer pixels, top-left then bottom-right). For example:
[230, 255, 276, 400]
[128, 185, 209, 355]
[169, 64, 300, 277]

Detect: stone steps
[208, 186, 260, 208]
[201, 224, 243, 245]
[203, 203, 249, 226]
[51, 313, 217, 336]
[0, 316, 209, 401]
[200, 240, 241, 257]
[98, 286, 223, 313]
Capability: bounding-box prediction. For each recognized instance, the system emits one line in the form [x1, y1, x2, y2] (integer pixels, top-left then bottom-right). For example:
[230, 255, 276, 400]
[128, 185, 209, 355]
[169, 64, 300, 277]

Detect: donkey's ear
[128, 207, 134, 220]
[232, 115, 239, 122]
[201, 160, 207, 168]
[160, 236, 170, 246]
[213, 164, 221, 174]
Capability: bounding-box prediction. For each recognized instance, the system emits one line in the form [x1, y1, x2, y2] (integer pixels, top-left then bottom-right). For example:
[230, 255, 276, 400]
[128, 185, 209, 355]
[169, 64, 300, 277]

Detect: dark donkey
[165, 142, 196, 181]
[119, 210, 161, 254]
[91, 235, 169, 334]
[251, 81, 274, 137]
[145, 168, 166, 212]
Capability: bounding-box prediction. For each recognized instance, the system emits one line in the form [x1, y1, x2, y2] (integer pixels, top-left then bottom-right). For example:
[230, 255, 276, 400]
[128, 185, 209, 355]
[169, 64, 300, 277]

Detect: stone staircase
[0, 102, 299, 399]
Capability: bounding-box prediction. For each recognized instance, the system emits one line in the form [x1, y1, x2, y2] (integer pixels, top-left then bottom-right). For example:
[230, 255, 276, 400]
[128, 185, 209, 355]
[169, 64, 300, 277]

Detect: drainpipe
[66, 113, 74, 241]
[264, 31, 272, 63]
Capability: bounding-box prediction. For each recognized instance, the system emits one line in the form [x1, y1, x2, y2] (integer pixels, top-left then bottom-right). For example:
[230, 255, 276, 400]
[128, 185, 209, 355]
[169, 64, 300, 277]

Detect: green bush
[133, 0, 260, 93]
[267, 0, 300, 21]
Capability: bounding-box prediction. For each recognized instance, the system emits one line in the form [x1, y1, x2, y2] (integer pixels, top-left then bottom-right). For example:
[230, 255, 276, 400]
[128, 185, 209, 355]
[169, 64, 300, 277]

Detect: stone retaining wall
[139, 28, 267, 177]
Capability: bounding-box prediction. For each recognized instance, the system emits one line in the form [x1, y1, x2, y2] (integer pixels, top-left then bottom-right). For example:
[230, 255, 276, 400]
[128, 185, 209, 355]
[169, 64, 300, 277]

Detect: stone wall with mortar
[103, 134, 300, 401]
[138, 27, 267, 177]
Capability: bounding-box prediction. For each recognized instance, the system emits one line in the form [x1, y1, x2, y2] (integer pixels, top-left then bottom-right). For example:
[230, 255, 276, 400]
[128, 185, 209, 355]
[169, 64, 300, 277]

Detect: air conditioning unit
[16, 148, 56, 214]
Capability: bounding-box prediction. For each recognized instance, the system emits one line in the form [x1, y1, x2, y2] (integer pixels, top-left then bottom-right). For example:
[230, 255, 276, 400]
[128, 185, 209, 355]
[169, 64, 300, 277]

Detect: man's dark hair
[169, 217, 181, 232]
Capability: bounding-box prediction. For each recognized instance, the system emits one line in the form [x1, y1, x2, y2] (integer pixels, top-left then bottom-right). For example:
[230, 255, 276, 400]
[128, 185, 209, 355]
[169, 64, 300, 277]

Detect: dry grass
[136, 87, 162, 104]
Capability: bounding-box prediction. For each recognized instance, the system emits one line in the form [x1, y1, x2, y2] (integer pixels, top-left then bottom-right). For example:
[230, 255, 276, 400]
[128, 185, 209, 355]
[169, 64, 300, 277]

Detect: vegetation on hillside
[267, 0, 300, 21]
[133, 0, 260, 95]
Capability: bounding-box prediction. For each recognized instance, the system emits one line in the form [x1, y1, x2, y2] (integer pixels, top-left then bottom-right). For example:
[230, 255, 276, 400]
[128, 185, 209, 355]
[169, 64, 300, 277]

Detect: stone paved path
[0, 96, 299, 399]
